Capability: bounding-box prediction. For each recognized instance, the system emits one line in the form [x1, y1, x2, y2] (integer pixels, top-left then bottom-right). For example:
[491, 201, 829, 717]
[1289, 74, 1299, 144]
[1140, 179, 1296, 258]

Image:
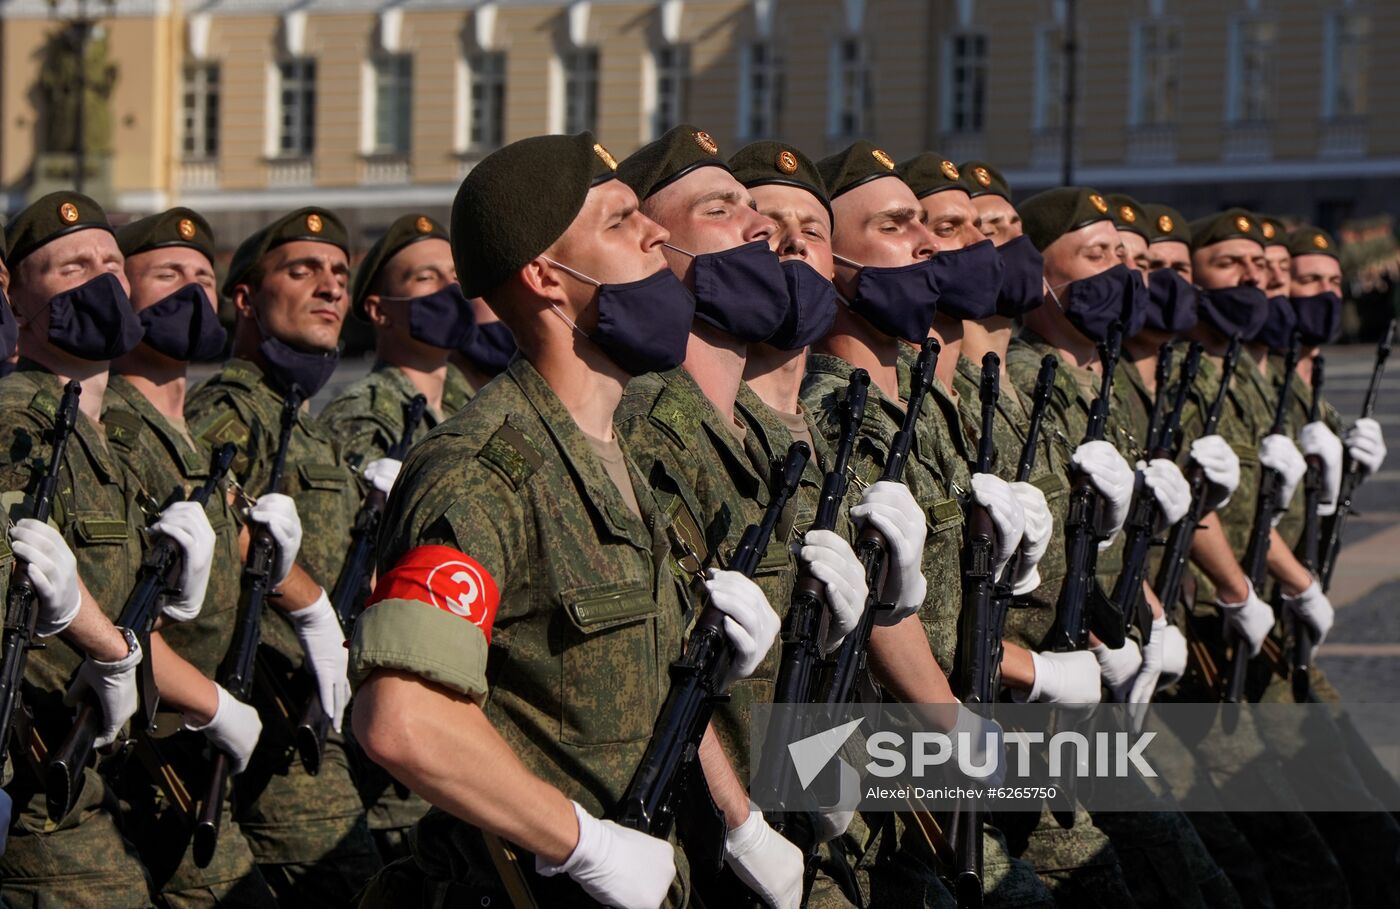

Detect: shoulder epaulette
[191, 407, 249, 451]
[478, 420, 543, 489]
[102, 408, 144, 452]
[648, 382, 701, 450]
[370, 381, 404, 427]
[27, 389, 58, 422]
[218, 362, 262, 391]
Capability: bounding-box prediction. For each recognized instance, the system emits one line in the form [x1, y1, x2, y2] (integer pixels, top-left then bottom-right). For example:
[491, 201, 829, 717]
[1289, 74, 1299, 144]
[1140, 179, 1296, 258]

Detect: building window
[466, 50, 506, 150]
[277, 58, 316, 157]
[1228, 18, 1276, 123]
[562, 48, 599, 135]
[652, 44, 690, 138]
[372, 53, 412, 155]
[829, 37, 871, 139]
[739, 40, 782, 139]
[181, 62, 219, 160]
[1324, 12, 1370, 119]
[1130, 21, 1180, 127]
[945, 33, 987, 134]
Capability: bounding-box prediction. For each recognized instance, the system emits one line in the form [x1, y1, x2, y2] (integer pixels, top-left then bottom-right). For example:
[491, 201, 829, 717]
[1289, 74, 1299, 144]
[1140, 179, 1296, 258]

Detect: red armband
[367, 545, 501, 642]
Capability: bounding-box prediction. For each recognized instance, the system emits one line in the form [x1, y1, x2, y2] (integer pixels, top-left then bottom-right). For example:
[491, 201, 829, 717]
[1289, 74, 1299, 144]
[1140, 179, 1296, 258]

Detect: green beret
[115, 207, 216, 267]
[1142, 203, 1190, 246]
[453, 131, 619, 299]
[351, 213, 450, 320]
[617, 124, 729, 201]
[957, 160, 1011, 200]
[1285, 226, 1340, 261]
[728, 141, 831, 222]
[896, 153, 967, 200]
[1104, 194, 1149, 241]
[1017, 187, 1114, 252]
[1255, 214, 1288, 247]
[223, 207, 349, 297]
[816, 141, 901, 200]
[1188, 208, 1266, 253]
[5, 191, 112, 267]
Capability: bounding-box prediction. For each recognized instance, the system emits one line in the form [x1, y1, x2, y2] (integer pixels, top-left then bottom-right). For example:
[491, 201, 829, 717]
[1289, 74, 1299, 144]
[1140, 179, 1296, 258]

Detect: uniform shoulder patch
[101, 408, 144, 452]
[478, 420, 542, 489]
[27, 389, 58, 422]
[367, 544, 501, 642]
[191, 407, 249, 450]
[648, 382, 701, 450]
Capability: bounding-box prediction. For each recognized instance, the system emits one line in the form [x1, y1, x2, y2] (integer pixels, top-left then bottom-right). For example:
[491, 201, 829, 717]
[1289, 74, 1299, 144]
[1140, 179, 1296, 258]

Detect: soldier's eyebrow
[871, 206, 919, 224]
[692, 190, 744, 208]
[607, 203, 637, 224]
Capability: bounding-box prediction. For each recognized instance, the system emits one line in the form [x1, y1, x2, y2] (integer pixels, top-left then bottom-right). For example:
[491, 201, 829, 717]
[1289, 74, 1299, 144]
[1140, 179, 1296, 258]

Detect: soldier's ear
[230, 284, 257, 320]
[364, 294, 391, 328]
[518, 257, 567, 306]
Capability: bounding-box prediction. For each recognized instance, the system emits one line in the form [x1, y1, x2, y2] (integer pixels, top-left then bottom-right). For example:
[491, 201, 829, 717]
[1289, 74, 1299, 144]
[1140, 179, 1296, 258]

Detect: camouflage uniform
[442, 362, 474, 415]
[185, 358, 379, 907]
[0, 367, 153, 909]
[320, 362, 468, 469]
[349, 357, 690, 907]
[101, 375, 278, 908]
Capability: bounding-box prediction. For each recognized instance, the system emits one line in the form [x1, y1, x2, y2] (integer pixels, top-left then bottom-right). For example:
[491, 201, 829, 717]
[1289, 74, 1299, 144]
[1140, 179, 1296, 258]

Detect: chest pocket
[73, 513, 129, 546]
[297, 463, 350, 492]
[559, 578, 659, 746]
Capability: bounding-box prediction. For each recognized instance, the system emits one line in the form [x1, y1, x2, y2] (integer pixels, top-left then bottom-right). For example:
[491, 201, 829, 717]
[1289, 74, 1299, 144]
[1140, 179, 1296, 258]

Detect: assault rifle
[1292, 356, 1325, 702]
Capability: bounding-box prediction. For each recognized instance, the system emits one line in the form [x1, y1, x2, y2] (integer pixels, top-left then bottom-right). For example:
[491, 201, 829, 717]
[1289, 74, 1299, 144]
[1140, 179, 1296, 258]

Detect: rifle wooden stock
[1293, 356, 1325, 702]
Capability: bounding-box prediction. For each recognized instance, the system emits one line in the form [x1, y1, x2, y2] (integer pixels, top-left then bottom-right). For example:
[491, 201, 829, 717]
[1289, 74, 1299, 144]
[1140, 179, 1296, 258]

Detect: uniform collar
[106, 374, 206, 475]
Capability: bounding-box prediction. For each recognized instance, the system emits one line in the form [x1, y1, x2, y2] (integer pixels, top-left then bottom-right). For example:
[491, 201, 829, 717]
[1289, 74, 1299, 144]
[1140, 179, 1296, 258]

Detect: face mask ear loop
[1044, 278, 1066, 314]
[539, 257, 599, 342]
[661, 242, 697, 260]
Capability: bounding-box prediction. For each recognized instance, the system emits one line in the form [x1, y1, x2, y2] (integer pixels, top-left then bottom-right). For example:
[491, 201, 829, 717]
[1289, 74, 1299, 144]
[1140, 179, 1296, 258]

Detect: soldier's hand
[1300, 422, 1344, 515]
[1070, 440, 1133, 542]
[705, 570, 780, 689]
[536, 800, 676, 909]
[65, 635, 143, 748]
[849, 480, 927, 624]
[1218, 581, 1273, 657]
[1128, 616, 1169, 707]
[1139, 458, 1191, 531]
[1189, 434, 1239, 513]
[186, 684, 263, 775]
[151, 501, 216, 622]
[1157, 624, 1188, 691]
[249, 493, 302, 587]
[1024, 650, 1103, 705]
[1008, 482, 1052, 595]
[1090, 637, 1142, 702]
[971, 473, 1025, 579]
[363, 457, 403, 495]
[9, 518, 81, 637]
[1259, 434, 1306, 519]
[287, 590, 351, 732]
[723, 808, 804, 909]
[1283, 578, 1334, 646]
[797, 530, 868, 654]
[1344, 417, 1386, 477]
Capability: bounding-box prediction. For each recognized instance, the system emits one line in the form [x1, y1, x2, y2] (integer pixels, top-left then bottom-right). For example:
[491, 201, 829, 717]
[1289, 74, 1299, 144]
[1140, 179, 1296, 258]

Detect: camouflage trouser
[997, 804, 1136, 908]
[0, 771, 152, 909]
[114, 732, 278, 909]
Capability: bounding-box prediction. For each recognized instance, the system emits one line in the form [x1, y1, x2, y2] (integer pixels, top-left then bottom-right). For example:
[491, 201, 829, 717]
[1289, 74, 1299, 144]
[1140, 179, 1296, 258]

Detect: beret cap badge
[415, 216, 434, 234]
[1314, 234, 1330, 249]
[177, 218, 197, 240]
[1158, 214, 1174, 233]
[1089, 194, 1108, 214]
[694, 130, 719, 155]
[1235, 215, 1251, 233]
[974, 166, 991, 187]
[306, 213, 324, 234]
[939, 160, 960, 180]
[59, 202, 80, 224]
[1120, 205, 1137, 223]
[1262, 222, 1276, 239]
[776, 149, 798, 174]
[871, 148, 895, 170]
[593, 143, 618, 170]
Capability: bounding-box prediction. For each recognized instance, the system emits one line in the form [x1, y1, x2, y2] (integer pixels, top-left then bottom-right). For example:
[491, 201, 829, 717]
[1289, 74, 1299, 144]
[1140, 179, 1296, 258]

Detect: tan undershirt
[726, 416, 748, 444]
[774, 406, 814, 452]
[584, 432, 642, 519]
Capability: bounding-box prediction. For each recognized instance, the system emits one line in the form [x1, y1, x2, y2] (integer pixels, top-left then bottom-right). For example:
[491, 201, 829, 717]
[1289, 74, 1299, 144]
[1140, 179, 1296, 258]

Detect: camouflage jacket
[185, 358, 360, 667]
[103, 375, 242, 677]
[350, 357, 689, 902]
[320, 361, 464, 470]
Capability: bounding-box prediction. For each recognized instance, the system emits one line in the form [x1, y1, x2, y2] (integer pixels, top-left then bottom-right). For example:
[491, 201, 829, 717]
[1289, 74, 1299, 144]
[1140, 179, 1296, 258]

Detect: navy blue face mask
[1145, 268, 1198, 334]
[0, 289, 18, 361]
[766, 259, 838, 351]
[546, 259, 696, 376]
[460, 321, 515, 375]
[994, 235, 1046, 318]
[257, 321, 339, 398]
[1198, 284, 1270, 342]
[929, 239, 1004, 321]
[1253, 295, 1298, 352]
[390, 283, 474, 351]
[837, 255, 941, 342]
[1121, 272, 1150, 339]
[1291, 292, 1343, 346]
[43, 272, 144, 361]
[668, 240, 788, 343]
[1049, 264, 1140, 343]
[138, 284, 227, 362]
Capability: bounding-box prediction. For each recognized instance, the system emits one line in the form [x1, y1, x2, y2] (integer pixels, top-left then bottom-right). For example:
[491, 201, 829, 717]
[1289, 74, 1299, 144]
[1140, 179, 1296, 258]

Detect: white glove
[286, 590, 351, 733]
[363, 457, 403, 495]
[1158, 624, 1188, 691]
[951, 704, 1007, 789]
[970, 473, 1025, 580]
[65, 635, 142, 749]
[249, 492, 302, 587]
[537, 800, 676, 909]
[1071, 440, 1134, 542]
[1299, 422, 1344, 516]
[1283, 578, 1334, 647]
[150, 501, 216, 623]
[724, 808, 804, 909]
[705, 569, 780, 689]
[1259, 434, 1306, 518]
[1139, 458, 1191, 531]
[849, 480, 927, 624]
[1090, 638, 1142, 703]
[1218, 581, 1274, 658]
[1344, 417, 1386, 477]
[797, 530, 868, 654]
[1189, 435, 1240, 513]
[1128, 615, 1168, 706]
[1008, 482, 1052, 595]
[9, 518, 81, 637]
[1026, 650, 1103, 705]
[185, 684, 263, 775]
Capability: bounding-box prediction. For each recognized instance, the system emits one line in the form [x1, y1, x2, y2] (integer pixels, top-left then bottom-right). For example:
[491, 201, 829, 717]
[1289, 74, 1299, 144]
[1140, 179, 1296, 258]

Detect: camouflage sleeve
[0, 408, 51, 521]
[351, 438, 526, 702]
[319, 396, 396, 470]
